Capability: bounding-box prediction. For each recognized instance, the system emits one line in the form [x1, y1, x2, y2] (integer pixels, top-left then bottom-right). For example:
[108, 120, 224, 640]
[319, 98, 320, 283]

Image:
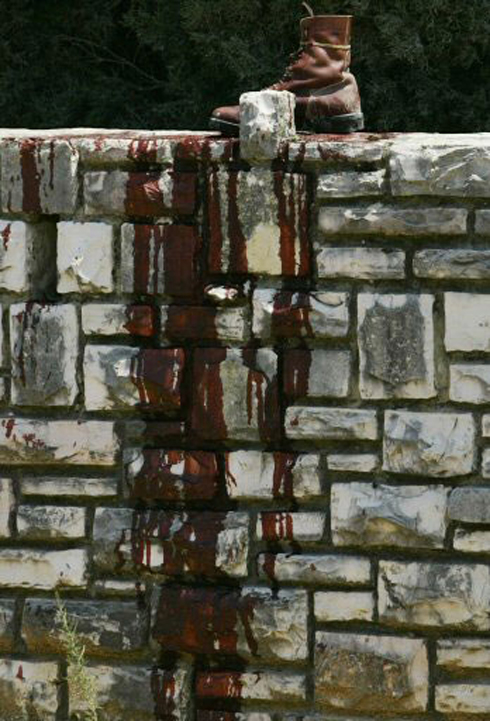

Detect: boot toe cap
[211, 105, 240, 124]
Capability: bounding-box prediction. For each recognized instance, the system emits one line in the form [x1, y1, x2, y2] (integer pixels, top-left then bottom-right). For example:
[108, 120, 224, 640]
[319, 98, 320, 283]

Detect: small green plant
[54, 592, 100, 721]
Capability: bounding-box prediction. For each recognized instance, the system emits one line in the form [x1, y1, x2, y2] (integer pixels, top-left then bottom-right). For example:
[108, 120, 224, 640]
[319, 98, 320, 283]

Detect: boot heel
[309, 112, 365, 134]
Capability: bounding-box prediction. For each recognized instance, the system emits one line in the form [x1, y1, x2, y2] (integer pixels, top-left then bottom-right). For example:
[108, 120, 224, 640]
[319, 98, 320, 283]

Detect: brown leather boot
[210, 4, 364, 136]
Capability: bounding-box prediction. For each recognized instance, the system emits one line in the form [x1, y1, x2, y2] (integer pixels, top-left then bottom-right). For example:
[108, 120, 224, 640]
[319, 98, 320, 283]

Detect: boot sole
[209, 111, 364, 137]
[209, 117, 240, 136]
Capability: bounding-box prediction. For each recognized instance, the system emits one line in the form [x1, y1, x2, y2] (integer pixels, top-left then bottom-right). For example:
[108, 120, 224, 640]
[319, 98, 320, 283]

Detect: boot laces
[269, 45, 306, 90]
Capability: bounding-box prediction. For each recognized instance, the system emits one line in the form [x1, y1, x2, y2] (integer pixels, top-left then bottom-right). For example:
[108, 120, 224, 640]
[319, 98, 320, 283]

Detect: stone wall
[0, 125, 489, 719]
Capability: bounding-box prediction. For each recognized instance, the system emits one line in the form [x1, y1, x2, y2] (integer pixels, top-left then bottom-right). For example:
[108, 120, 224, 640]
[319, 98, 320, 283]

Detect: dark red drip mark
[14, 302, 41, 388]
[48, 140, 55, 191]
[272, 453, 297, 499]
[1, 223, 11, 251]
[272, 291, 314, 338]
[151, 668, 177, 721]
[273, 171, 310, 276]
[283, 349, 312, 399]
[163, 225, 202, 300]
[227, 172, 248, 273]
[128, 138, 159, 163]
[124, 305, 155, 337]
[171, 171, 197, 215]
[16, 665, 24, 681]
[196, 672, 243, 700]
[20, 139, 42, 213]
[128, 449, 219, 501]
[165, 307, 218, 341]
[175, 136, 212, 162]
[22, 432, 46, 450]
[224, 454, 238, 494]
[208, 169, 224, 274]
[129, 348, 184, 409]
[242, 349, 280, 443]
[191, 349, 227, 440]
[297, 173, 310, 275]
[261, 512, 294, 541]
[261, 552, 277, 583]
[3, 418, 16, 439]
[125, 172, 165, 217]
[133, 225, 164, 295]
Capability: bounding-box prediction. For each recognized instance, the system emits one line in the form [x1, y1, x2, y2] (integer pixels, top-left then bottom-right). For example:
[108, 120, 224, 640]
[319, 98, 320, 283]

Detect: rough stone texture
[448, 487, 490, 523]
[483, 449, 490, 479]
[225, 451, 321, 500]
[315, 592, 375, 622]
[358, 294, 435, 399]
[82, 303, 155, 336]
[383, 411, 475, 477]
[0, 600, 15, 651]
[17, 504, 86, 540]
[240, 90, 296, 161]
[10, 303, 79, 406]
[257, 554, 371, 586]
[454, 529, 490, 553]
[20, 476, 118, 498]
[0, 479, 13, 538]
[435, 684, 490, 715]
[283, 350, 351, 399]
[414, 248, 490, 279]
[437, 639, 490, 671]
[1, 138, 78, 213]
[0, 659, 59, 720]
[317, 170, 386, 198]
[197, 670, 306, 702]
[0, 548, 87, 589]
[445, 292, 490, 352]
[331, 483, 449, 548]
[253, 289, 349, 340]
[162, 305, 249, 343]
[319, 204, 467, 236]
[450, 363, 490, 403]
[327, 454, 379, 473]
[57, 221, 114, 294]
[286, 407, 378, 441]
[0, 220, 56, 293]
[379, 561, 490, 630]
[256, 512, 325, 543]
[476, 209, 490, 235]
[84, 345, 184, 411]
[316, 247, 405, 280]
[208, 168, 309, 276]
[315, 632, 429, 712]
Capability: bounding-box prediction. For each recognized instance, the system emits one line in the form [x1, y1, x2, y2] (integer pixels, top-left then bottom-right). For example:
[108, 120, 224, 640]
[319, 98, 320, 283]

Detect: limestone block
[283, 350, 351, 399]
[0, 418, 117, 465]
[450, 364, 490, 403]
[253, 289, 349, 339]
[482, 415, 490, 437]
[82, 303, 155, 336]
[204, 284, 241, 304]
[93, 508, 249, 578]
[225, 451, 322, 500]
[1, 138, 78, 214]
[17, 505, 86, 540]
[0, 220, 56, 293]
[436, 684, 490, 715]
[0, 659, 59, 720]
[22, 598, 148, 657]
[124, 448, 219, 501]
[57, 221, 114, 294]
[445, 293, 490, 351]
[153, 586, 308, 662]
[197, 670, 305, 702]
[315, 592, 375, 622]
[84, 169, 196, 216]
[438, 639, 490, 671]
[476, 209, 490, 234]
[208, 168, 310, 276]
[256, 512, 325, 542]
[317, 170, 386, 198]
[240, 90, 296, 161]
[10, 303, 78, 406]
[120, 223, 202, 298]
[0, 548, 87, 589]
[316, 247, 405, 280]
[315, 632, 429, 712]
[162, 305, 249, 343]
[379, 560, 490, 630]
[0, 600, 15, 651]
[286, 407, 378, 441]
[319, 204, 467, 236]
[0, 479, 13, 538]
[331, 483, 449, 548]
[414, 248, 490, 279]
[327, 454, 379, 473]
[482, 449, 490, 478]
[449, 487, 490, 523]
[84, 345, 184, 411]
[20, 476, 118, 498]
[258, 554, 371, 586]
[383, 411, 475, 477]
[288, 136, 390, 164]
[191, 348, 280, 442]
[454, 529, 490, 553]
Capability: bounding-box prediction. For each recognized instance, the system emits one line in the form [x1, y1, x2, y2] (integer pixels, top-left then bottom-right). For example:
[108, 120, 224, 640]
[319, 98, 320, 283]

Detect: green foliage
[0, 0, 489, 131]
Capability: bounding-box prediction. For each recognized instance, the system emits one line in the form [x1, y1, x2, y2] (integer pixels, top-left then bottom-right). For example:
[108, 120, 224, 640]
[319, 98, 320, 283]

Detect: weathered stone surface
[17, 505, 86, 540]
[84, 170, 196, 216]
[378, 560, 490, 630]
[225, 451, 322, 500]
[197, 670, 306, 702]
[84, 345, 184, 411]
[315, 592, 375, 622]
[0, 479, 13, 538]
[124, 448, 219, 501]
[327, 454, 379, 473]
[258, 554, 371, 586]
[10, 303, 78, 406]
[20, 476, 118, 498]
[0, 659, 59, 720]
[288, 135, 390, 164]
[414, 248, 490, 279]
[286, 407, 378, 441]
[438, 639, 490, 671]
[317, 170, 385, 198]
[476, 209, 490, 235]
[82, 303, 155, 336]
[0, 600, 15, 651]
[0, 220, 56, 293]
[162, 305, 249, 343]
[0, 418, 117, 465]
[198, 714, 272, 721]
[0, 548, 87, 589]
[445, 293, 490, 352]
[22, 598, 148, 657]
[454, 529, 490, 553]
[204, 284, 241, 304]
[257, 512, 325, 542]
[192, 348, 279, 442]
[436, 684, 490, 715]
[450, 364, 490, 403]
[331, 483, 449, 549]
[449, 487, 490, 523]
[93, 508, 249, 578]
[240, 90, 296, 161]
[1, 138, 78, 213]
[482, 449, 490, 478]
[383, 411, 475, 477]
[253, 289, 349, 339]
[319, 204, 467, 236]
[208, 168, 309, 276]
[358, 294, 435, 399]
[316, 247, 405, 280]
[315, 632, 429, 712]
[153, 586, 308, 662]
[57, 221, 114, 294]
[283, 350, 351, 399]
[482, 415, 490, 437]
[120, 223, 202, 298]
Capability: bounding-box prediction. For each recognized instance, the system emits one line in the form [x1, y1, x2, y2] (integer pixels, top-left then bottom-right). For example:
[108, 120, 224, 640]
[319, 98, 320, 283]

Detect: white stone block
[0, 548, 87, 589]
[315, 592, 375, 622]
[240, 90, 296, 161]
[327, 454, 379, 473]
[286, 407, 378, 441]
[20, 476, 118, 498]
[316, 247, 405, 279]
[198, 670, 305, 702]
[256, 512, 325, 542]
[0, 479, 13, 538]
[436, 684, 490, 715]
[57, 221, 114, 294]
[17, 505, 86, 540]
[450, 364, 490, 403]
[258, 553, 371, 586]
[317, 170, 385, 198]
[445, 293, 490, 351]
[414, 248, 490, 279]
[438, 639, 490, 671]
[0, 659, 59, 720]
[454, 529, 490, 553]
[319, 204, 467, 236]
[0, 220, 56, 293]
[225, 451, 322, 500]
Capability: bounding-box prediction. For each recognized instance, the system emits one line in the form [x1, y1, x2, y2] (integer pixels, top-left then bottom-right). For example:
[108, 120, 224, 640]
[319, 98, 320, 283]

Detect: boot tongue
[301, 16, 352, 46]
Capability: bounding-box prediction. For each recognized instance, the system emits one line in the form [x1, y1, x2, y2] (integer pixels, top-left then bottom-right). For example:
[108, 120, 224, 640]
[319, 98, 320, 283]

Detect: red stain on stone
[196, 672, 243, 699]
[191, 348, 227, 440]
[163, 225, 202, 300]
[242, 349, 280, 443]
[22, 432, 47, 450]
[227, 172, 248, 273]
[208, 169, 224, 273]
[128, 138, 159, 164]
[20, 139, 42, 214]
[132, 225, 165, 295]
[48, 140, 56, 191]
[1, 224, 11, 251]
[175, 136, 212, 162]
[273, 171, 310, 276]
[125, 172, 167, 217]
[3, 418, 15, 439]
[16, 665, 24, 681]
[151, 668, 177, 720]
[128, 450, 219, 501]
[123, 305, 155, 337]
[261, 512, 294, 541]
[272, 453, 297, 499]
[165, 307, 218, 341]
[129, 348, 184, 409]
[272, 291, 314, 338]
[284, 349, 312, 398]
[261, 552, 277, 583]
[171, 171, 197, 215]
